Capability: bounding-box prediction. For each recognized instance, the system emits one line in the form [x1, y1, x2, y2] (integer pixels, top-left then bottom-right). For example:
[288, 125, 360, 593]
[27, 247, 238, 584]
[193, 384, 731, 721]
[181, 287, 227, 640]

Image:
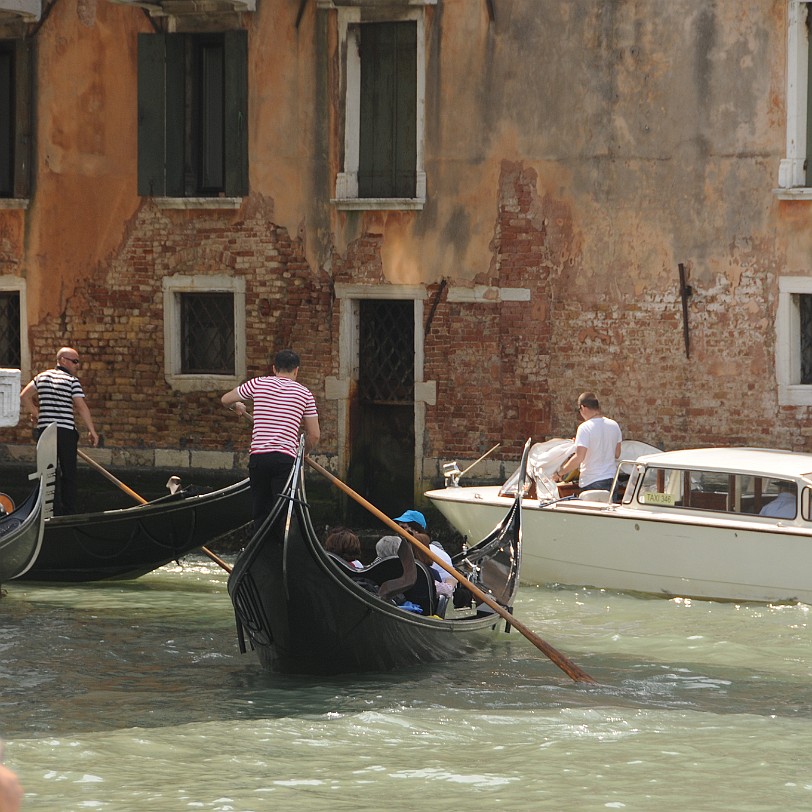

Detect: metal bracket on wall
[296, 0, 308, 28]
[678, 262, 693, 359]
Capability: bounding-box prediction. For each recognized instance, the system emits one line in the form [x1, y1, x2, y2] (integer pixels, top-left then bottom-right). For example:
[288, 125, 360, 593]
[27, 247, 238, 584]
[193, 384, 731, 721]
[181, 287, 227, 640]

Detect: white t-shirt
[430, 542, 454, 583]
[575, 416, 622, 486]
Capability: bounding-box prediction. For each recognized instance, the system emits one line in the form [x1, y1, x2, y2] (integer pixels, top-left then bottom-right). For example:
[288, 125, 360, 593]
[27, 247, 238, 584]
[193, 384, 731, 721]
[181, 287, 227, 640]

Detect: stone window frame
[776, 275, 812, 405]
[319, 0, 434, 212]
[776, 0, 812, 198]
[162, 274, 245, 393]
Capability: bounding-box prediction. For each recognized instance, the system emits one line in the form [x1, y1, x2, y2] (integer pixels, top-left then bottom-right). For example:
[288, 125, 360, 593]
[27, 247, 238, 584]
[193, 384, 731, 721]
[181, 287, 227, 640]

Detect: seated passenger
[373, 535, 402, 563]
[324, 526, 364, 568]
[402, 531, 439, 615]
[393, 509, 455, 591]
[759, 482, 797, 519]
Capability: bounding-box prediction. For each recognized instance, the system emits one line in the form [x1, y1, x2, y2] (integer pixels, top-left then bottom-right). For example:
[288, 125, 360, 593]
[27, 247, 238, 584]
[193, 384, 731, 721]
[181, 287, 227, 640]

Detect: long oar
[305, 456, 595, 684]
[77, 449, 232, 574]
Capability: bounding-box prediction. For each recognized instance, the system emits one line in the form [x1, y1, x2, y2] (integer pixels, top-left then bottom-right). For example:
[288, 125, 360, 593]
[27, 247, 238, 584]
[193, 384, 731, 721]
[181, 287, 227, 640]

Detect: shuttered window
[0, 40, 31, 199]
[138, 31, 247, 198]
[358, 22, 417, 199]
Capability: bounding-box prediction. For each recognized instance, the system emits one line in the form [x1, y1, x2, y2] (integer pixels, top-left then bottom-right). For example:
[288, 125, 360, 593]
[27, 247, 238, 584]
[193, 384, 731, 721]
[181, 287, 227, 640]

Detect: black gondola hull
[228, 443, 527, 675]
[1, 423, 56, 583]
[20, 478, 252, 582]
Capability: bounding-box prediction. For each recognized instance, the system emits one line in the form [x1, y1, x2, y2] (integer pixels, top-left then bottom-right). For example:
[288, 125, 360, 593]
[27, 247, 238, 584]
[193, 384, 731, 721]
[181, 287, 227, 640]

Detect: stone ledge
[0, 443, 248, 472]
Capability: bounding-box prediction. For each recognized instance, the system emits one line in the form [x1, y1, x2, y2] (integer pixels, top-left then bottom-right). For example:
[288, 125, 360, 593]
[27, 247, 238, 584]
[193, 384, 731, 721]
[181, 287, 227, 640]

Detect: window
[776, 276, 812, 405]
[0, 277, 29, 377]
[328, 0, 431, 210]
[358, 22, 417, 199]
[0, 40, 31, 200]
[162, 275, 245, 392]
[0, 291, 21, 368]
[180, 293, 234, 374]
[137, 32, 247, 199]
[632, 466, 797, 516]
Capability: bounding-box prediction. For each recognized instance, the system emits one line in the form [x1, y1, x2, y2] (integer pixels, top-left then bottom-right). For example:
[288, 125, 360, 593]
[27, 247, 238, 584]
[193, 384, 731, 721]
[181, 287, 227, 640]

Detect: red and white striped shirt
[237, 375, 318, 458]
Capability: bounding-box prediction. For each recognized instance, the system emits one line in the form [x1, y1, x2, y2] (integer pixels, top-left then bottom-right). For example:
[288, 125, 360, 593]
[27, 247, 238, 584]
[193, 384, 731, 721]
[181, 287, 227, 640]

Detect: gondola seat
[326, 552, 438, 616]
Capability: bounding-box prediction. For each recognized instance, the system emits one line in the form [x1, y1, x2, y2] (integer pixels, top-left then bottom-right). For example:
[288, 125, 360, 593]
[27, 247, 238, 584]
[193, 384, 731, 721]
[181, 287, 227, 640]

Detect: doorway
[346, 299, 416, 524]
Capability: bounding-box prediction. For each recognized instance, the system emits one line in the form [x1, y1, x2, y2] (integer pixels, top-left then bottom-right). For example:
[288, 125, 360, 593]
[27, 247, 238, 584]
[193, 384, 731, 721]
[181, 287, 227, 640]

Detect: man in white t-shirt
[552, 392, 622, 492]
[222, 349, 320, 527]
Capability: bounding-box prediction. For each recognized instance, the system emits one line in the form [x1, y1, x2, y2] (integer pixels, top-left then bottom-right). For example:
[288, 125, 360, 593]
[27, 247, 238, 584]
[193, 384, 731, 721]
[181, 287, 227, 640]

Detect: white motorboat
[426, 443, 812, 603]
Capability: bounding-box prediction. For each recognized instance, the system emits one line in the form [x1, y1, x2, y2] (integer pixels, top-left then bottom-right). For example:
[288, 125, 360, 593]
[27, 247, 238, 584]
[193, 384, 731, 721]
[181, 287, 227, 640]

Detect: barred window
[0, 292, 21, 367]
[801, 293, 812, 384]
[180, 293, 234, 374]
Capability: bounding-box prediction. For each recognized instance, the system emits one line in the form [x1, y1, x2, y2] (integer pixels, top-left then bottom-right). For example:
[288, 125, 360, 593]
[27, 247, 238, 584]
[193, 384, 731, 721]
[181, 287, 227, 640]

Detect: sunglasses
[61, 357, 80, 364]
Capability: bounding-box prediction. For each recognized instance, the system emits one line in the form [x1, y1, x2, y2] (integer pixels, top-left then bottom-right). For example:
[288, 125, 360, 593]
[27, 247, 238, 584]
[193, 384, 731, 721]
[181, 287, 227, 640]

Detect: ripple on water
[2, 571, 812, 810]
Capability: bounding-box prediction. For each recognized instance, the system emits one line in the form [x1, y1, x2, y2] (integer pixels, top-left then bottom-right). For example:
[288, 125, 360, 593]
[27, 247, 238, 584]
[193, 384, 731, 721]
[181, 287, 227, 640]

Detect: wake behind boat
[227, 443, 525, 675]
[0, 422, 56, 584]
[19, 474, 251, 582]
[427, 443, 812, 603]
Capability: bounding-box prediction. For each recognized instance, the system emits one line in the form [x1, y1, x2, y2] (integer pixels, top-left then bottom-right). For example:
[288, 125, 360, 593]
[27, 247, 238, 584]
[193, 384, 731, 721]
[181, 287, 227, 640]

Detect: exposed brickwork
[2, 0, 812, 492]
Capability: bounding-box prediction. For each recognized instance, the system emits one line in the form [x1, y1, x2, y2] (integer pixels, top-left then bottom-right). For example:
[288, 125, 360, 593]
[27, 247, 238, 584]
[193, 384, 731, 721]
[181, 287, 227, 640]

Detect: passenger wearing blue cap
[393, 509, 454, 592]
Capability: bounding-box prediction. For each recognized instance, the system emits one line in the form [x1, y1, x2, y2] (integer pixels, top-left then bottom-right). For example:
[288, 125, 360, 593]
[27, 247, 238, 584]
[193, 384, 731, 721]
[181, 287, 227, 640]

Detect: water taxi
[426, 444, 812, 603]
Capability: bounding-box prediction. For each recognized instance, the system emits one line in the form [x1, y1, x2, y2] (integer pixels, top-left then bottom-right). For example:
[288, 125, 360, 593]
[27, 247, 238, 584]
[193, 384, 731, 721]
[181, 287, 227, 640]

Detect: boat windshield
[628, 466, 799, 519]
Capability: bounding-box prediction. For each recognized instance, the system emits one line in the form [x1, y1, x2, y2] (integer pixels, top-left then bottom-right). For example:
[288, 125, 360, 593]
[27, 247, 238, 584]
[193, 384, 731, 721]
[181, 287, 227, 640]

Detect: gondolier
[221, 349, 320, 528]
[20, 346, 99, 515]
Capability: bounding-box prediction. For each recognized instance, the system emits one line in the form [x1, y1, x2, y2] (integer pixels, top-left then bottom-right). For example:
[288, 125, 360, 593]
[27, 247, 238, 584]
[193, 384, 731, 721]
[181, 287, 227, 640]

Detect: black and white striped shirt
[33, 366, 84, 431]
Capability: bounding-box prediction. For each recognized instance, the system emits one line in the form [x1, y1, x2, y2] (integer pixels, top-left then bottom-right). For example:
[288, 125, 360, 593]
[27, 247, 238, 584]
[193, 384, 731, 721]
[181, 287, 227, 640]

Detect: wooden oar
[305, 456, 596, 684]
[76, 449, 232, 574]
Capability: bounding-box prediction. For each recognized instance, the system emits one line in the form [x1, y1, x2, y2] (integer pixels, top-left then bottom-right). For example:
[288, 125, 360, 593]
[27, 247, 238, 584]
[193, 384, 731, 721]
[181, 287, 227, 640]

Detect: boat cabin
[620, 448, 812, 523]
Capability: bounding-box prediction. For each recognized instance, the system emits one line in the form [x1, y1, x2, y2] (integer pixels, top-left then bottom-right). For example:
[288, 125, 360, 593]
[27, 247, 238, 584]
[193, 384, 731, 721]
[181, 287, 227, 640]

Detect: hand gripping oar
[305, 456, 595, 684]
[77, 449, 232, 574]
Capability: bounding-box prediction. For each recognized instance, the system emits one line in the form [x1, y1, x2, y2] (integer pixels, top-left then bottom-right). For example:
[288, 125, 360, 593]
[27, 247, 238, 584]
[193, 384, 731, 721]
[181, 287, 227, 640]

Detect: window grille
[358, 299, 414, 404]
[801, 293, 812, 384]
[0, 292, 21, 368]
[180, 293, 234, 374]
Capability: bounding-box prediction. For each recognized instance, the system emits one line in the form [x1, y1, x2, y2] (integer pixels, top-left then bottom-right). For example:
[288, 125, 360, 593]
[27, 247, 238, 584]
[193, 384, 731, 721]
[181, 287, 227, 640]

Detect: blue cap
[393, 509, 426, 530]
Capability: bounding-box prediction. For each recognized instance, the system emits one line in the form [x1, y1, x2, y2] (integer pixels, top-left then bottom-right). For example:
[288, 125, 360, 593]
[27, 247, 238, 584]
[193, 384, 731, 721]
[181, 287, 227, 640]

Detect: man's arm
[20, 380, 38, 424]
[554, 445, 587, 481]
[221, 387, 249, 417]
[303, 414, 320, 455]
[73, 396, 99, 447]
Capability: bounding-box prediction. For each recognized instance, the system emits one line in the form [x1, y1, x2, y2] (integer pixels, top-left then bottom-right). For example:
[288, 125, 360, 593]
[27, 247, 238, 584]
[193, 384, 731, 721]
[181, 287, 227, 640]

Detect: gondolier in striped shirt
[20, 346, 99, 515]
[221, 349, 320, 528]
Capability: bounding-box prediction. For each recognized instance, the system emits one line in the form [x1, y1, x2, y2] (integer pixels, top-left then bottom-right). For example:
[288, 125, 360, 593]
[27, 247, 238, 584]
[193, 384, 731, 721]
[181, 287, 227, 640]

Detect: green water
[1, 559, 811, 811]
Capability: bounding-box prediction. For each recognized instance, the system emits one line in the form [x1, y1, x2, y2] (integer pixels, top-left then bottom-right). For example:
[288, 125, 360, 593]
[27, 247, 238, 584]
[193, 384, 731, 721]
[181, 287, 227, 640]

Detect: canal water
[2, 557, 811, 811]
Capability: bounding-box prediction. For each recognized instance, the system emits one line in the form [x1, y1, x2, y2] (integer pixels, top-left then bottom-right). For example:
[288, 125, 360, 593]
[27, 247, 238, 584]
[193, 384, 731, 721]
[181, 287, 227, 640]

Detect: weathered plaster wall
[26, 0, 147, 320]
[0, 0, 809, 482]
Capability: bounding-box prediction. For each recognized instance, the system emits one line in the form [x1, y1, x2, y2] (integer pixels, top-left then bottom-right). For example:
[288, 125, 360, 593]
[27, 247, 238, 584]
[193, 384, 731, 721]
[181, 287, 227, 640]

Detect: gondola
[0, 423, 56, 584]
[19, 474, 252, 582]
[227, 441, 526, 675]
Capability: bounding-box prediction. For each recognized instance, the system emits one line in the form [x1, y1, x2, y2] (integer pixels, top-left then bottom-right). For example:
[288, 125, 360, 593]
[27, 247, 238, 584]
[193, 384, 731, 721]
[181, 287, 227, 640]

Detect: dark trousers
[248, 452, 295, 529]
[38, 425, 78, 515]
